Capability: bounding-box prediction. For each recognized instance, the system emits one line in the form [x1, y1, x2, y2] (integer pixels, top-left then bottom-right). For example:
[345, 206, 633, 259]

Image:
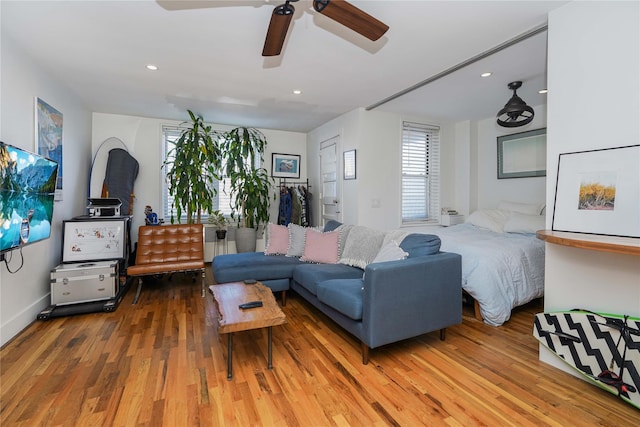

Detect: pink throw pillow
[300, 229, 340, 264]
[264, 223, 289, 255]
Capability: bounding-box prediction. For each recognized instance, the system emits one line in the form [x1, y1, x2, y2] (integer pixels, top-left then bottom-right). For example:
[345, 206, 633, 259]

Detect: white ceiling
[2, 0, 568, 133]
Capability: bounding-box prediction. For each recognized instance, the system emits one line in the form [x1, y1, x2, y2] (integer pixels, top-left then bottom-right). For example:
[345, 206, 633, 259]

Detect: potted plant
[208, 210, 229, 239]
[221, 127, 275, 252]
[163, 110, 221, 224]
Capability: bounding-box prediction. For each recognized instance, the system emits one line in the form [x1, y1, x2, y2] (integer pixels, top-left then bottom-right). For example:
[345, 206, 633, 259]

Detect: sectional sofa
[212, 221, 462, 364]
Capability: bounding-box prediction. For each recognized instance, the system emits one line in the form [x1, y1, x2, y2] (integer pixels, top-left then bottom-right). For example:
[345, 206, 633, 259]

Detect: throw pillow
[465, 209, 510, 233]
[264, 223, 289, 255]
[300, 229, 340, 264]
[382, 229, 409, 247]
[503, 212, 545, 234]
[497, 200, 541, 216]
[286, 223, 307, 257]
[372, 240, 408, 263]
[335, 224, 354, 258]
[338, 226, 386, 269]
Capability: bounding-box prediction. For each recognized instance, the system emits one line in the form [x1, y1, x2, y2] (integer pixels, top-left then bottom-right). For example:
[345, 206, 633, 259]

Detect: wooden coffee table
[209, 282, 287, 380]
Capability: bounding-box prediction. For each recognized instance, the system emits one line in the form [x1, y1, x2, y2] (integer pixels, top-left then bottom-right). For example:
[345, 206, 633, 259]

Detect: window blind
[401, 121, 440, 224]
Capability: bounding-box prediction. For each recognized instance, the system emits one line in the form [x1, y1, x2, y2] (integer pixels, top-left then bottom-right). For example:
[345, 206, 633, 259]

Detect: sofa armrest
[361, 252, 462, 349]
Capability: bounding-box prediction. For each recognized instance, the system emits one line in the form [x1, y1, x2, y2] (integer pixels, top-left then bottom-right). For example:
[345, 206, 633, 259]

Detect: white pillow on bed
[503, 212, 545, 234]
[465, 209, 510, 233]
[498, 200, 541, 216]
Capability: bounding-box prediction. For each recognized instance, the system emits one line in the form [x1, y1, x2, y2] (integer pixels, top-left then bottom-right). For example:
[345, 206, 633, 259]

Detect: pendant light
[496, 81, 534, 127]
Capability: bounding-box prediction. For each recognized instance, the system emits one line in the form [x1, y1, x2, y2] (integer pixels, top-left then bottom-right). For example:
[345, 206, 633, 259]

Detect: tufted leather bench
[127, 224, 205, 304]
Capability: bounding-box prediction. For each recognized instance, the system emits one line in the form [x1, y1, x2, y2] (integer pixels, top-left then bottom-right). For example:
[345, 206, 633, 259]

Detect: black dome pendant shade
[496, 81, 535, 128]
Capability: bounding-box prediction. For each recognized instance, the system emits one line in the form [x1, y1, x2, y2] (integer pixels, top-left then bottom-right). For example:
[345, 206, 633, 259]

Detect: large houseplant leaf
[221, 127, 274, 230]
[163, 110, 221, 223]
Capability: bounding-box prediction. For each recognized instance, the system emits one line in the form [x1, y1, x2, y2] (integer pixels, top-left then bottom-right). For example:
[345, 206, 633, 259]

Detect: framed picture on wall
[271, 153, 300, 179]
[552, 144, 640, 238]
[35, 97, 63, 200]
[343, 149, 356, 180]
[497, 128, 546, 179]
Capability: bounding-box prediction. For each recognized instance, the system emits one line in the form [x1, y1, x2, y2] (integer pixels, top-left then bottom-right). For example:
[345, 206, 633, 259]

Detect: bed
[430, 204, 546, 326]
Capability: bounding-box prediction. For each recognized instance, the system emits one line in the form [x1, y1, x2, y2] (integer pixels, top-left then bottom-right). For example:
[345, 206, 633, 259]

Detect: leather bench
[127, 224, 205, 303]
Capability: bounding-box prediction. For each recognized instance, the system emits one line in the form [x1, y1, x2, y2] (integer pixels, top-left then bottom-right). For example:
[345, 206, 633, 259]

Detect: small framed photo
[552, 144, 640, 238]
[343, 149, 356, 180]
[271, 153, 300, 179]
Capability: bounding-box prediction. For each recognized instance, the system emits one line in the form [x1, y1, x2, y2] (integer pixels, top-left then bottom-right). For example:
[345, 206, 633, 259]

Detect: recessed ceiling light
[538, 89, 548, 94]
[293, 90, 302, 95]
[146, 64, 158, 71]
[481, 72, 492, 77]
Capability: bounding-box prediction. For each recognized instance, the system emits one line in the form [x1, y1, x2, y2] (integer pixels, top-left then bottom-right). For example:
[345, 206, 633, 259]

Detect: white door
[320, 136, 341, 226]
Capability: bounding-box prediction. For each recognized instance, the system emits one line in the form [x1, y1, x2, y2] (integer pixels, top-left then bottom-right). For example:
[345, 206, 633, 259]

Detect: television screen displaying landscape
[0, 141, 58, 254]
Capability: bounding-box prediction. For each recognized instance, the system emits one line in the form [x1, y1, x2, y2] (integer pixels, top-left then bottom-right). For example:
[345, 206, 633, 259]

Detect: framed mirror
[497, 128, 546, 179]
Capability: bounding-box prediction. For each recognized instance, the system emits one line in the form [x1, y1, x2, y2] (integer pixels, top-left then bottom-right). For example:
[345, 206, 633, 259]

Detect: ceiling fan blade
[313, 0, 389, 41]
[262, 4, 295, 57]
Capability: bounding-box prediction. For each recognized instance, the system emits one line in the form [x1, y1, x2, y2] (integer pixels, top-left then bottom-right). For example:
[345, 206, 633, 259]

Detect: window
[401, 121, 440, 224]
[162, 126, 233, 221]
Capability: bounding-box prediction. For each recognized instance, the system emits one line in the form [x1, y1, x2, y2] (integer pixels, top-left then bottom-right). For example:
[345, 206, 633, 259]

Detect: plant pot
[234, 227, 257, 253]
[216, 229, 227, 240]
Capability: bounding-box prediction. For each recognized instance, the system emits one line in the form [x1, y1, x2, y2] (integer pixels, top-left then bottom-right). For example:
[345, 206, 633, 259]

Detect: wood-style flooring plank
[2, 270, 640, 426]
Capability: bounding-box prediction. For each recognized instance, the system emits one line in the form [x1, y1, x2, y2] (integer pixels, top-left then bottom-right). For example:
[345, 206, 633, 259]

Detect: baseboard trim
[1, 293, 50, 348]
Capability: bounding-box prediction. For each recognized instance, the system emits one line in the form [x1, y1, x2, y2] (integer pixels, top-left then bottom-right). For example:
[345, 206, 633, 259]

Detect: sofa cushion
[399, 233, 441, 257]
[293, 263, 364, 295]
[260, 278, 290, 293]
[286, 223, 307, 257]
[212, 252, 302, 283]
[323, 220, 342, 232]
[338, 225, 386, 269]
[316, 279, 364, 320]
[264, 223, 289, 255]
[300, 229, 340, 264]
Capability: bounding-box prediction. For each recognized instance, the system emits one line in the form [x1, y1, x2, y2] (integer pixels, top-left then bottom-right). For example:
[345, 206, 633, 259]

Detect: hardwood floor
[2, 271, 639, 426]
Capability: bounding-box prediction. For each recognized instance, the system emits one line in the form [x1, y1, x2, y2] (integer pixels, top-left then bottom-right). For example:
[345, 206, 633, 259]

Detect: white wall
[307, 108, 460, 231]
[91, 113, 307, 250]
[306, 108, 363, 227]
[475, 104, 547, 211]
[1, 34, 92, 345]
[541, 1, 640, 372]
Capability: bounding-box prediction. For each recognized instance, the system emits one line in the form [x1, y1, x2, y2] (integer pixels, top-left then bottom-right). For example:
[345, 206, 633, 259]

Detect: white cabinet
[440, 214, 465, 227]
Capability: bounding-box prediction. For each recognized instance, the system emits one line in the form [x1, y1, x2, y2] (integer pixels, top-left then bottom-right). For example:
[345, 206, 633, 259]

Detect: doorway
[319, 136, 341, 226]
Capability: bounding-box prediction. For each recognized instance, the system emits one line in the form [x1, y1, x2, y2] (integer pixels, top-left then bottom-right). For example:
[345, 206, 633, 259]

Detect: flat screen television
[0, 141, 58, 256]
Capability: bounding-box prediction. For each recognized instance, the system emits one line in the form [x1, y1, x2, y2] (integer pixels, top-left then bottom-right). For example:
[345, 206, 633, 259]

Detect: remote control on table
[243, 279, 257, 284]
[239, 301, 263, 309]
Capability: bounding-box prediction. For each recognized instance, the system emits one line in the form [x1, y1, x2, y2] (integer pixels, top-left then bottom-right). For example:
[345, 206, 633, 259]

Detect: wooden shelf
[536, 230, 640, 256]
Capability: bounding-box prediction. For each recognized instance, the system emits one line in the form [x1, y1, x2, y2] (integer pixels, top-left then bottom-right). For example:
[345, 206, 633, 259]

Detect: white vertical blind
[401, 122, 440, 224]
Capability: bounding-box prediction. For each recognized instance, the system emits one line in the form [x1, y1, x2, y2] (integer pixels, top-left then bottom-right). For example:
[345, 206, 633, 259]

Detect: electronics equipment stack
[37, 214, 132, 320]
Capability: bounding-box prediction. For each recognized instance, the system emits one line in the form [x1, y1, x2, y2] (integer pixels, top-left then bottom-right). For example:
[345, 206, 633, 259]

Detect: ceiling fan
[262, 0, 389, 56]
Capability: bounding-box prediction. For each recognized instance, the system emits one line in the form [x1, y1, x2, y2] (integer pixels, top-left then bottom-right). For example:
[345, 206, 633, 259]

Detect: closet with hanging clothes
[277, 178, 312, 226]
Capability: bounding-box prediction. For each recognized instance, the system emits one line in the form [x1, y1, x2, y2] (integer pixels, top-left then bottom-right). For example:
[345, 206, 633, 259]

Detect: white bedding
[431, 223, 545, 326]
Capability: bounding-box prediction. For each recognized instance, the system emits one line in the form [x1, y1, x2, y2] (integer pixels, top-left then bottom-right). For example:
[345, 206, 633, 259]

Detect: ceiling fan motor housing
[497, 81, 535, 127]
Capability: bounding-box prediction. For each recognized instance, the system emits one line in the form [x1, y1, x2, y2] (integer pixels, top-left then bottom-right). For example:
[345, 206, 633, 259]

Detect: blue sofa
[212, 222, 462, 364]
